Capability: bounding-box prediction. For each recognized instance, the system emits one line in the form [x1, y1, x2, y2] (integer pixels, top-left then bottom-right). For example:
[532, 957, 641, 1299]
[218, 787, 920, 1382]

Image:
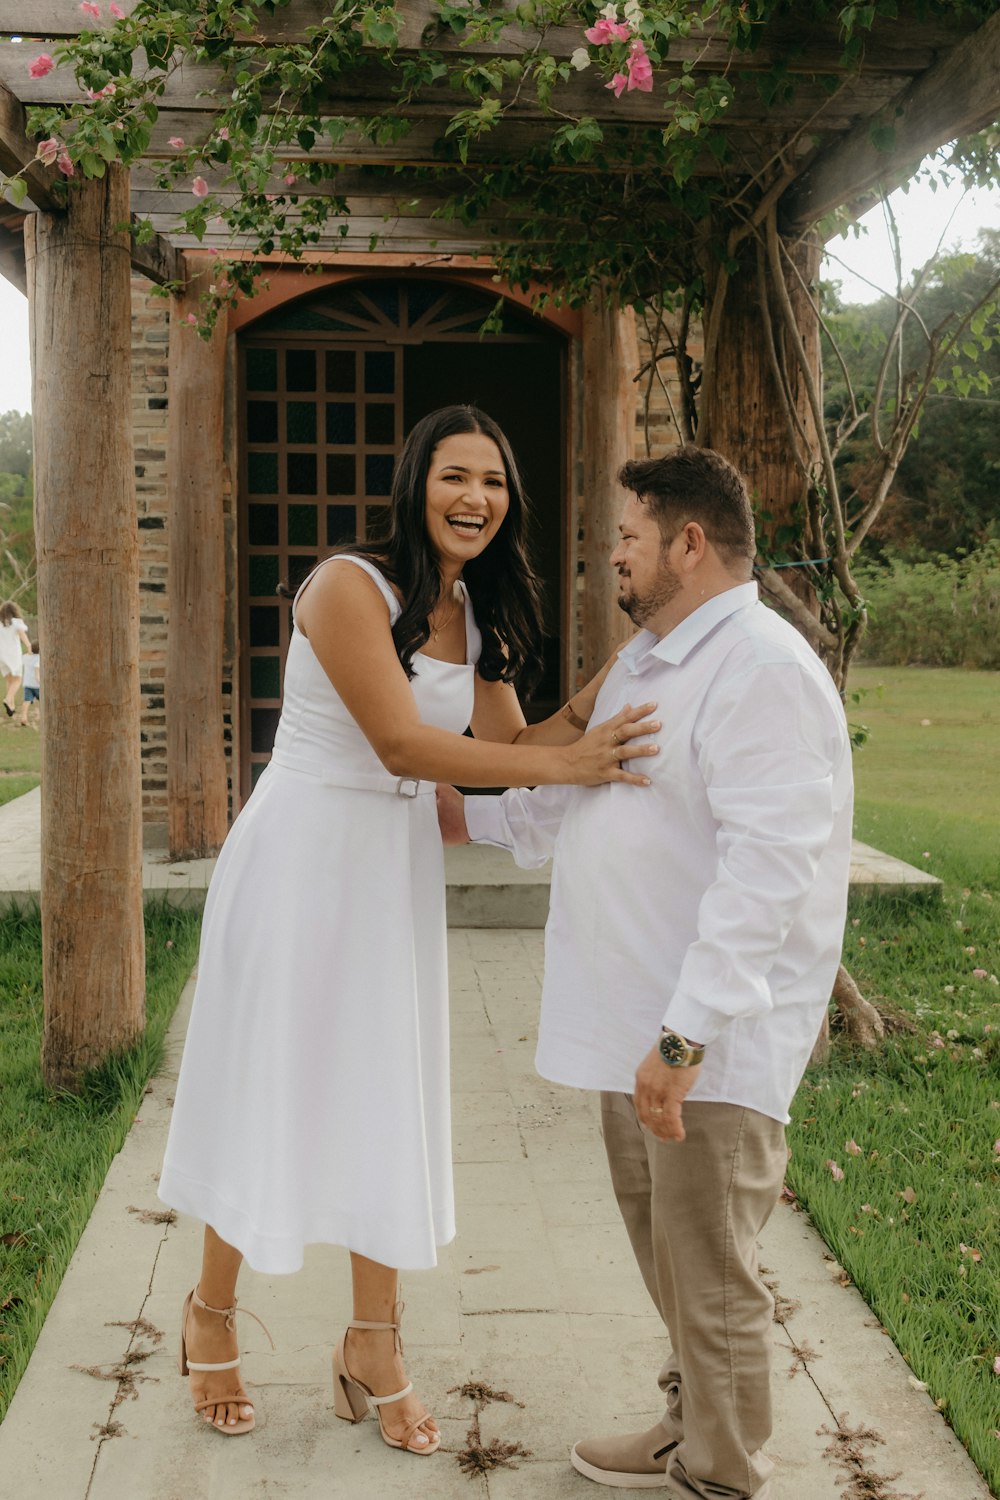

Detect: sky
[0, 166, 998, 416]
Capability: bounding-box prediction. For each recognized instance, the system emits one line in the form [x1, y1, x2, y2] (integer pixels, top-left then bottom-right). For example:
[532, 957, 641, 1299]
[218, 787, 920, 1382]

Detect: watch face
[659, 1031, 687, 1065]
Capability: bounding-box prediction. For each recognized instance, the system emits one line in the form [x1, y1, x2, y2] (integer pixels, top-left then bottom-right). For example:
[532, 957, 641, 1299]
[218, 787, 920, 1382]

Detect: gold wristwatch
[658, 1029, 706, 1067]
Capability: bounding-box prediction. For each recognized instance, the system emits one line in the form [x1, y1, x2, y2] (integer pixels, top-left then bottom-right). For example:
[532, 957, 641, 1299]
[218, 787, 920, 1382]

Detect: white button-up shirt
[466, 583, 854, 1123]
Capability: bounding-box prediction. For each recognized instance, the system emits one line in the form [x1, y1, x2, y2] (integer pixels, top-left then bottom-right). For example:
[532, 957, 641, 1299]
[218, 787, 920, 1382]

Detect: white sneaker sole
[570, 1442, 671, 1489]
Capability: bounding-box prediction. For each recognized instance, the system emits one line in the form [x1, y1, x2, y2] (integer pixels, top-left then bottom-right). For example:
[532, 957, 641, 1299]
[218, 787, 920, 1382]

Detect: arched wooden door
[237, 277, 567, 800]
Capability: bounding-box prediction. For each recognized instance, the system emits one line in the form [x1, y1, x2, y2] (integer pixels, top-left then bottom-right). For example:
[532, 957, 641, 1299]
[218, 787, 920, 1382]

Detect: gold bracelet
[561, 701, 590, 732]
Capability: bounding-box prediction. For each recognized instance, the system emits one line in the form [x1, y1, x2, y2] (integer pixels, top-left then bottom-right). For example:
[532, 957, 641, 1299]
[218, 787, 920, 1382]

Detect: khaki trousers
[600, 1094, 788, 1500]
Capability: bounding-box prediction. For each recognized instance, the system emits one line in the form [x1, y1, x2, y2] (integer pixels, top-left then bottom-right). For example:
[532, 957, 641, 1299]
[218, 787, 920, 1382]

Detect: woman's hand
[564, 702, 660, 786]
[435, 784, 470, 845]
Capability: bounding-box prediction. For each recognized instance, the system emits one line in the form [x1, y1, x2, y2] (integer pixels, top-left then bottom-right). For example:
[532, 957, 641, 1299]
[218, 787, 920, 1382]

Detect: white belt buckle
[396, 776, 421, 798]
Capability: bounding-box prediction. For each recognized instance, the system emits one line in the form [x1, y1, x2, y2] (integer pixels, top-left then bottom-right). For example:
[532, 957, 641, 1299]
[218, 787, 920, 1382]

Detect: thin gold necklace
[430, 588, 459, 640]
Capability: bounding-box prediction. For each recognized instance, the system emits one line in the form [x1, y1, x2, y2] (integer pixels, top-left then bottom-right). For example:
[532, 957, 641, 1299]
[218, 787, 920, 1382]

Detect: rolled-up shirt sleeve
[662, 661, 843, 1047]
[465, 784, 575, 870]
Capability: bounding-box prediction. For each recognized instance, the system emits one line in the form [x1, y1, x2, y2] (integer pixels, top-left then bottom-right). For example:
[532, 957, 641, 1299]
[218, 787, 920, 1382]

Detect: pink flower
[584, 17, 632, 43]
[826, 1160, 845, 1181]
[57, 151, 74, 177]
[184, 313, 197, 325]
[845, 1139, 862, 1156]
[28, 54, 55, 78]
[86, 81, 116, 99]
[80, 1, 101, 16]
[168, 135, 185, 148]
[283, 172, 296, 186]
[110, 1, 125, 14]
[606, 71, 628, 97]
[217, 126, 229, 141]
[994, 1356, 1000, 1375]
[994, 1140, 1000, 1155]
[191, 176, 209, 198]
[626, 38, 653, 91]
[36, 138, 61, 166]
[973, 968, 988, 979]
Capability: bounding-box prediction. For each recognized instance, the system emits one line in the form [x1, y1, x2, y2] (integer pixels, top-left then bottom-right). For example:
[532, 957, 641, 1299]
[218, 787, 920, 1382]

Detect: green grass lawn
[788, 666, 1000, 1497]
[0, 904, 202, 1423]
[0, 719, 41, 804]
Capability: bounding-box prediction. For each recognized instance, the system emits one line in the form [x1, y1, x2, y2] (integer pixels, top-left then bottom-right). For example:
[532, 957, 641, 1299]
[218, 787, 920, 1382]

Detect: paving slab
[0, 930, 986, 1500]
[0, 788, 941, 921]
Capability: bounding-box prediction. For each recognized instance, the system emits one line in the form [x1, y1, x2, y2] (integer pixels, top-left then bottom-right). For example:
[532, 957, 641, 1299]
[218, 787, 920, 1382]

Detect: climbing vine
[10, 0, 997, 325]
[6, 0, 1000, 708]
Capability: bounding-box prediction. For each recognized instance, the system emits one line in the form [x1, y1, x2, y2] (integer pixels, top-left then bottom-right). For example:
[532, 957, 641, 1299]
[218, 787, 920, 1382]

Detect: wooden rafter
[0, 75, 59, 210]
[0, 0, 975, 72]
[784, 7, 1000, 228]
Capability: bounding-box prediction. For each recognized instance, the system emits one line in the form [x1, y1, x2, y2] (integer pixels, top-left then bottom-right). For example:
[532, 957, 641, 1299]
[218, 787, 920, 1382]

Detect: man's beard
[616, 562, 681, 626]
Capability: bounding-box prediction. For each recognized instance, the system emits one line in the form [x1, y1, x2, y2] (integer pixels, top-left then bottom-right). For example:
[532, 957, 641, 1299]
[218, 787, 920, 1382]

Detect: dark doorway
[238, 278, 566, 800]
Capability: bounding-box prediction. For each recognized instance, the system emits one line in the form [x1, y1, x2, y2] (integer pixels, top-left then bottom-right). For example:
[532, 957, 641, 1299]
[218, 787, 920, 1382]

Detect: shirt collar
[618, 582, 759, 670]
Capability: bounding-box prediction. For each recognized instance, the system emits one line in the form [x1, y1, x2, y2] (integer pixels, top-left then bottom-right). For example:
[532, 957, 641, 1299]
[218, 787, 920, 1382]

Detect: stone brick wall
[131, 275, 170, 846]
[131, 275, 238, 846]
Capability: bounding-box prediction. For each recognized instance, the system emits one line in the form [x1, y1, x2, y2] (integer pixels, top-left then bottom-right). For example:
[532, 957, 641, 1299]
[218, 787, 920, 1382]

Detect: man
[437, 445, 853, 1499]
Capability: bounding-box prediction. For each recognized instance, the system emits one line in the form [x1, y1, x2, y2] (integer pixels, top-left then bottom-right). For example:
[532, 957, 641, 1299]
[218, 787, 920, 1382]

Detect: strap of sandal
[348, 1297, 405, 1351]
[367, 1381, 414, 1406]
[394, 1414, 437, 1451]
[191, 1287, 276, 1349]
[192, 1396, 253, 1414]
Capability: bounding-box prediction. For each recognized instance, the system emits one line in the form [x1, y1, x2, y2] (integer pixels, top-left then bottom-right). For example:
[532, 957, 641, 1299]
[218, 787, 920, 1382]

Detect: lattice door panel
[239, 340, 403, 796]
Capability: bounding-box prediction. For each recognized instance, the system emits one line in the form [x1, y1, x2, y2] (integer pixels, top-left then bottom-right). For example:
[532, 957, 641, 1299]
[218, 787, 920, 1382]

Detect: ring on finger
[650, 1107, 664, 1115]
[611, 730, 620, 746]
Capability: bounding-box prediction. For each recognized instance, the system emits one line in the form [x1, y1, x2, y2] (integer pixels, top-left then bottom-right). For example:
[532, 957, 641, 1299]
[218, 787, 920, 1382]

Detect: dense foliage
[856, 544, 1000, 667]
[825, 230, 1000, 559]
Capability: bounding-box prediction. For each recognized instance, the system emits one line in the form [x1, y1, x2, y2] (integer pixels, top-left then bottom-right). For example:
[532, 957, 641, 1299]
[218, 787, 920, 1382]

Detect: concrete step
[0, 787, 941, 921]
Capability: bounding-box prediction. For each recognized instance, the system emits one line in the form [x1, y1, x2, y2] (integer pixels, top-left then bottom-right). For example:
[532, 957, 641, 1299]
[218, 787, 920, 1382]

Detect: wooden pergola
[0, 0, 997, 1084]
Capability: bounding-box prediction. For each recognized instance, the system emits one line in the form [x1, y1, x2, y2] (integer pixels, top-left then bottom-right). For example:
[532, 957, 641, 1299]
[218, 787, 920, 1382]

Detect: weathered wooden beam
[26, 159, 146, 1090]
[0, 42, 909, 128]
[784, 8, 1000, 230]
[139, 217, 509, 255]
[167, 257, 230, 860]
[138, 111, 792, 168]
[0, 217, 24, 291]
[129, 219, 183, 285]
[0, 0, 973, 73]
[0, 76, 61, 210]
[580, 299, 636, 679]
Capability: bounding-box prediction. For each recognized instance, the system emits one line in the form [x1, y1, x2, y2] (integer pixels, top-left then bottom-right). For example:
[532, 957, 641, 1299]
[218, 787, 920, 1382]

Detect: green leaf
[4, 176, 28, 208]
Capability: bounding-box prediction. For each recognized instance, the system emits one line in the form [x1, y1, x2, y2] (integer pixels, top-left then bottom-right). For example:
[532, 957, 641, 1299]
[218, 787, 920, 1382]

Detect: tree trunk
[833, 962, 886, 1049]
[26, 164, 146, 1090]
[580, 298, 639, 678]
[699, 228, 822, 598]
[167, 260, 229, 859]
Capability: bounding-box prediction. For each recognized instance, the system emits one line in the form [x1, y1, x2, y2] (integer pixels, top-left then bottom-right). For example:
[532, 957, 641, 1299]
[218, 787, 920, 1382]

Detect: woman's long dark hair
[342, 405, 545, 691]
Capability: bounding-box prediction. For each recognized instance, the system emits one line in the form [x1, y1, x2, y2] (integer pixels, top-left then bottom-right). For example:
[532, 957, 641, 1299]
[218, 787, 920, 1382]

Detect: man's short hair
[618, 446, 756, 569]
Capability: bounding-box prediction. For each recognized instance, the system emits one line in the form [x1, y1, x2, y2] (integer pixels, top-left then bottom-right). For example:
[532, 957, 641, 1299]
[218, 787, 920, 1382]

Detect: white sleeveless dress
[159, 556, 481, 1273]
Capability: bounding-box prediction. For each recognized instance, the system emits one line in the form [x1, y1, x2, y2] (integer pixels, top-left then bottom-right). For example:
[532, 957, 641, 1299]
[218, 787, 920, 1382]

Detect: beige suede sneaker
[570, 1421, 677, 1488]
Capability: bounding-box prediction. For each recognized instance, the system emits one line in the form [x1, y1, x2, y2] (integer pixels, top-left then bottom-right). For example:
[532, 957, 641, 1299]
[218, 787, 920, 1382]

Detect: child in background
[17, 641, 39, 729]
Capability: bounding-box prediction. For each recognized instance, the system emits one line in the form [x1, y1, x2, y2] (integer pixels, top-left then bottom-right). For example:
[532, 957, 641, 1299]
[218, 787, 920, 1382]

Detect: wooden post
[166, 261, 229, 859]
[581, 298, 638, 679]
[699, 228, 822, 567]
[26, 164, 145, 1090]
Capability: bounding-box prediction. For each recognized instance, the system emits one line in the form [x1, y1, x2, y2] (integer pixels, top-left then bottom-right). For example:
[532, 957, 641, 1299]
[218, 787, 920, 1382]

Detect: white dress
[0, 619, 28, 677]
[159, 556, 481, 1273]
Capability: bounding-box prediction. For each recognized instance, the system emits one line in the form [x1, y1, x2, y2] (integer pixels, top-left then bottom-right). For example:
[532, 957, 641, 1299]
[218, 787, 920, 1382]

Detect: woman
[0, 602, 30, 717]
[159, 406, 658, 1454]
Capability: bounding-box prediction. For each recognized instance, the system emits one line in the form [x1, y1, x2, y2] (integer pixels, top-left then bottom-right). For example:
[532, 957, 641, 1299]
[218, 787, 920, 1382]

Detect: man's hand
[436, 783, 470, 846]
[634, 1044, 701, 1142]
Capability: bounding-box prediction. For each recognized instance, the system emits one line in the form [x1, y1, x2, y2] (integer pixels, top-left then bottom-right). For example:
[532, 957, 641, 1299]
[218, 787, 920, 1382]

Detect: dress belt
[269, 747, 433, 797]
